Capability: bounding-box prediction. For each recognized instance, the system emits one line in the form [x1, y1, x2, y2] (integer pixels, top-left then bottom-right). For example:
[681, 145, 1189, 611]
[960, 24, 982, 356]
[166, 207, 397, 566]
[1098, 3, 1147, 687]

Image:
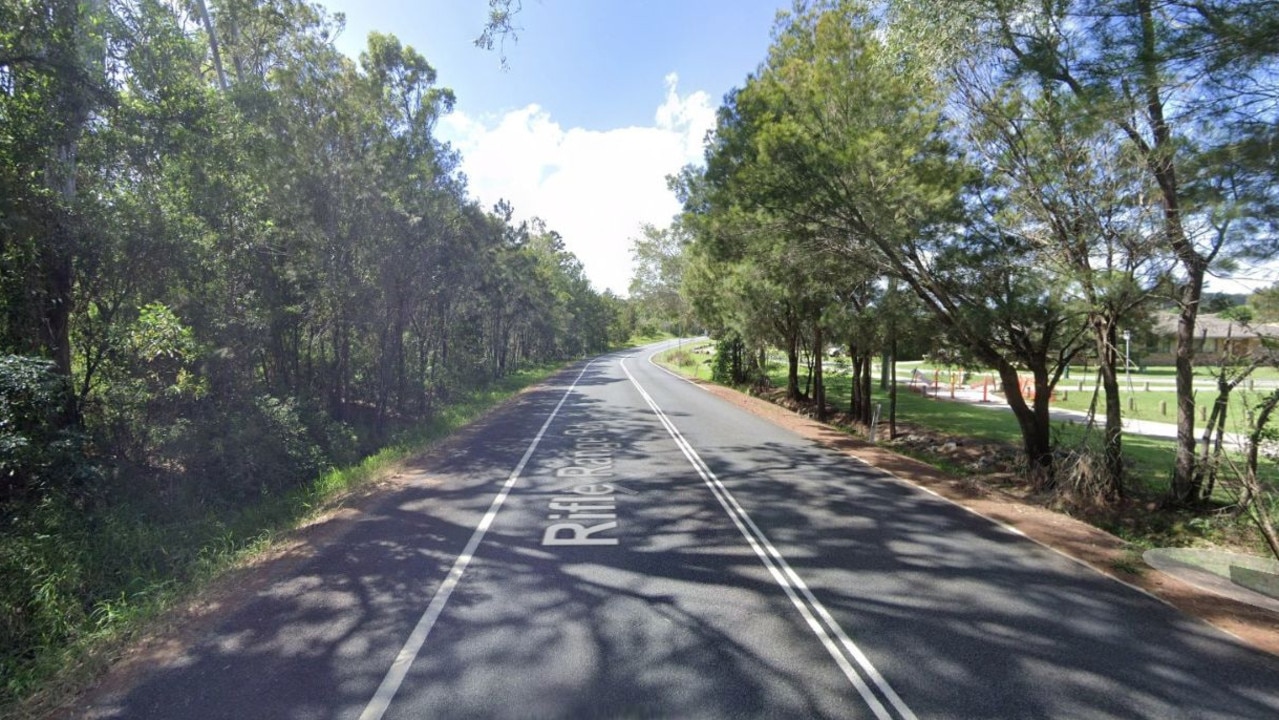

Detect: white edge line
[846, 453, 1200, 614]
[645, 343, 1263, 662]
[772, 408, 1251, 646]
[620, 358, 916, 720]
[645, 342, 709, 389]
[357, 361, 594, 720]
[645, 342, 1191, 623]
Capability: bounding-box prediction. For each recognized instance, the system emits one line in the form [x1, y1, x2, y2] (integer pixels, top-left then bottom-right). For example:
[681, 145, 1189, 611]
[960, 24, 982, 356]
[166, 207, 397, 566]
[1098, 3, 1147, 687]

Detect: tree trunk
[888, 332, 897, 440]
[39, 0, 106, 424]
[786, 334, 802, 401]
[1246, 392, 1279, 560]
[998, 363, 1053, 481]
[803, 344, 813, 398]
[860, 354, 873, 426]
[1133, 0, 1204, 504]
[194, 0, 229, 91]
[1171, 288, 1203, 502]
[848, 340, 860, 416]
[1095, 317, 1125, 498]
[813, 322, 827, 422]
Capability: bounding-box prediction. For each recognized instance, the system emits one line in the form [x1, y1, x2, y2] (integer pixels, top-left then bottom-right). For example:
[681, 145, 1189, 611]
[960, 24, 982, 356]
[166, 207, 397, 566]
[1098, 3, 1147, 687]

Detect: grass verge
[656, 346, 1277, 556]
[658, 344, 714, 381]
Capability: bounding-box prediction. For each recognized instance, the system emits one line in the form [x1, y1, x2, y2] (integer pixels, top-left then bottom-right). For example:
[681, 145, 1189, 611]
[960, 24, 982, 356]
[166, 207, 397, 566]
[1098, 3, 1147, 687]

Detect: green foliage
[0, 0, 619, 710]
[628, 224, 692, 336]
[181, 395, 328, 505]
[711, 332, 748, 385]
[1248, 284, 1279, 323]
[0, 356, 97, 503]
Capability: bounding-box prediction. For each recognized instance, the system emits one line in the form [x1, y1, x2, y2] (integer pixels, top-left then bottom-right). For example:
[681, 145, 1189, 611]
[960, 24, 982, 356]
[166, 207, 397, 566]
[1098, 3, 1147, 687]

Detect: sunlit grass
[655, 342, 715, 381]
[657, 348, 1279, 499]
[621, 330, 673, 348]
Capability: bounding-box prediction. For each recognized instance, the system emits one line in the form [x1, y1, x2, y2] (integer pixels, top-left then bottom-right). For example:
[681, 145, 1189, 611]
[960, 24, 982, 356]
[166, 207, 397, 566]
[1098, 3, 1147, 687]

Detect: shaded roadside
[674, 371, 1279, 658]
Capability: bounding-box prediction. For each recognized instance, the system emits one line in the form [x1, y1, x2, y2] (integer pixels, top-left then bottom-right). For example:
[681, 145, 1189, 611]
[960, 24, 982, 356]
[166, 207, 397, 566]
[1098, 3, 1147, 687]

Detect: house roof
[1151, 312, 1279, 339]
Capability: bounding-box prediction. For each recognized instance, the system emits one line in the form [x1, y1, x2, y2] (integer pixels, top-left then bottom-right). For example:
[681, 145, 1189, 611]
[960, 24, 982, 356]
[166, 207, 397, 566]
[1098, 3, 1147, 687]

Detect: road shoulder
[683, 376, 1279, 658]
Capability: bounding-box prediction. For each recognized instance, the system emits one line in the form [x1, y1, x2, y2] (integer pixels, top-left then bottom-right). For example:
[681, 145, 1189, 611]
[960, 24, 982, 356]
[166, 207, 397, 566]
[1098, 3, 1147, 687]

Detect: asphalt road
[92, 343, 1279, 719]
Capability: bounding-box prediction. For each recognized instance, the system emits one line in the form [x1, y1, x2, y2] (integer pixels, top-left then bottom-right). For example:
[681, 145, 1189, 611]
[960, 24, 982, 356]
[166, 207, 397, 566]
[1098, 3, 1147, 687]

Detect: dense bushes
[0, 1, 624, 709]
[0, 356, 98, 505]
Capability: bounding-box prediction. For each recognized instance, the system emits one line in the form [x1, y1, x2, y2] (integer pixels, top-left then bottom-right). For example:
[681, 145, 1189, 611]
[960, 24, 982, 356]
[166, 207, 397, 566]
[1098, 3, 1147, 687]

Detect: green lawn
[881, 361, 1274, 437]
[658, 347, 1277, 498]
[809, 367, 1186, 495]
[659, 344, 715, 381]
[1135, 365, 1279, 381]
[1049, 384, 1270, 433]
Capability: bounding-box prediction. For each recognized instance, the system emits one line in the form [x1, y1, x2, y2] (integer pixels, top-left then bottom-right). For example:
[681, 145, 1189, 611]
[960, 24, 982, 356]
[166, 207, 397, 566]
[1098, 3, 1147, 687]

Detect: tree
[628, 224, 691, 336]
[927, 0, 1279, 501]
[0, 0, 111, 396]
[945, 46, 1163, 495]
[693, 0, 1089, 475]
[1249, 284, 1279, 323]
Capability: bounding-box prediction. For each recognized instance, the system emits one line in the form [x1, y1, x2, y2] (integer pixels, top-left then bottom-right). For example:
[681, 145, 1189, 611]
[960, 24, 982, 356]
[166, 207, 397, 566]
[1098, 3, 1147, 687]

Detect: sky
[317, 0, 1273, 299]
[321, 0, 787, 295]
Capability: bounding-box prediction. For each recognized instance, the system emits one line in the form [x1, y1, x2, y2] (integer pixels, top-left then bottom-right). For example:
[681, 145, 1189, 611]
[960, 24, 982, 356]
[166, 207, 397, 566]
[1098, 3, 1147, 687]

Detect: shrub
[711, 333, 748, 385]
[0, 355, 98, 504]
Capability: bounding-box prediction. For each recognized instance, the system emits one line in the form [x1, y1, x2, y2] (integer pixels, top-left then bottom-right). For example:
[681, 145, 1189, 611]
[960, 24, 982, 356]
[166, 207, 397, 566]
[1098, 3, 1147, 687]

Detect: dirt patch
[706, 381, 1279, 657]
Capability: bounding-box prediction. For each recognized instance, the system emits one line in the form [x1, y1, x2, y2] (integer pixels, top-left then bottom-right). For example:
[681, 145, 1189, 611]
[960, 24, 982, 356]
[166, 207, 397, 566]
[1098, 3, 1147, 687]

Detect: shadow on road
[91, 362, 1279, 719]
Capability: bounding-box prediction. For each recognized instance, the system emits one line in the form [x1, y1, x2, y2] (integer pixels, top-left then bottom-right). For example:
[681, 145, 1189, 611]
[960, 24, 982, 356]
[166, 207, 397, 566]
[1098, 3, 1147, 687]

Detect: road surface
[91, 343, 1279, 719]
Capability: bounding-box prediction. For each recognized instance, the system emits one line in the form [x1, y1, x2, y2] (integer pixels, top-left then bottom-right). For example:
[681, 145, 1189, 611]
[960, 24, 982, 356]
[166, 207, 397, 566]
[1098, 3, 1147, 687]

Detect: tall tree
[949, 50, 1162, 495]
[922, 0, 1279, 501]
[628, 223, 692, 336]
[694, 0, 1089, 475]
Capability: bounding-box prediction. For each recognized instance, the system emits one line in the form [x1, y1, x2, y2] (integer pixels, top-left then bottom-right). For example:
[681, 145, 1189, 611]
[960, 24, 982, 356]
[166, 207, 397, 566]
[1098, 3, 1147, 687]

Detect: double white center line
[620, 358, 918, 720]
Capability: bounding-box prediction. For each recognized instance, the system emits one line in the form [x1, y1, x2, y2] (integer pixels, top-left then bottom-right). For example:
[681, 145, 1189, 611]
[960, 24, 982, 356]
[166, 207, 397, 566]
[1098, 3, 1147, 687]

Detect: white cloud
[438, 74, 716, 295]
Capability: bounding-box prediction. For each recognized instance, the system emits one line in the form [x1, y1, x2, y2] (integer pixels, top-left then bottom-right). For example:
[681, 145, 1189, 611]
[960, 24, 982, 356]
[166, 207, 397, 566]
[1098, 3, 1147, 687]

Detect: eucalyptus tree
[628, 223, 692, 336]
[0, 0, 113, 394]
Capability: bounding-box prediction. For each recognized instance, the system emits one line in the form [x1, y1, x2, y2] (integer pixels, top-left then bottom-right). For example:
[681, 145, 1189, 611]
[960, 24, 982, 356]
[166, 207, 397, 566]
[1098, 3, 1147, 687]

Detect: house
[1141, 312, 1279, 366]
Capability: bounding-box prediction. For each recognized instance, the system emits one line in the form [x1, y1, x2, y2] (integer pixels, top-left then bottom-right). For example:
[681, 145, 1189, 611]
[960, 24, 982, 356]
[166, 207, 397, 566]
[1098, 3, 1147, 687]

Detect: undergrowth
[0, 363, 561, 718]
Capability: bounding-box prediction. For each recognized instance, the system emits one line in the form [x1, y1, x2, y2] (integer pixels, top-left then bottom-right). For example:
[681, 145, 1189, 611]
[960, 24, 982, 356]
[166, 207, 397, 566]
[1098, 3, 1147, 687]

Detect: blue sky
[322, 0, 787, 294]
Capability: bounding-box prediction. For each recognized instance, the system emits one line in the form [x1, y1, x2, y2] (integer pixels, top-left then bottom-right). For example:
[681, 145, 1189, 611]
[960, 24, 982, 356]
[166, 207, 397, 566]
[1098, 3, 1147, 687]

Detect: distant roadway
[92, 342, 1279, 719]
